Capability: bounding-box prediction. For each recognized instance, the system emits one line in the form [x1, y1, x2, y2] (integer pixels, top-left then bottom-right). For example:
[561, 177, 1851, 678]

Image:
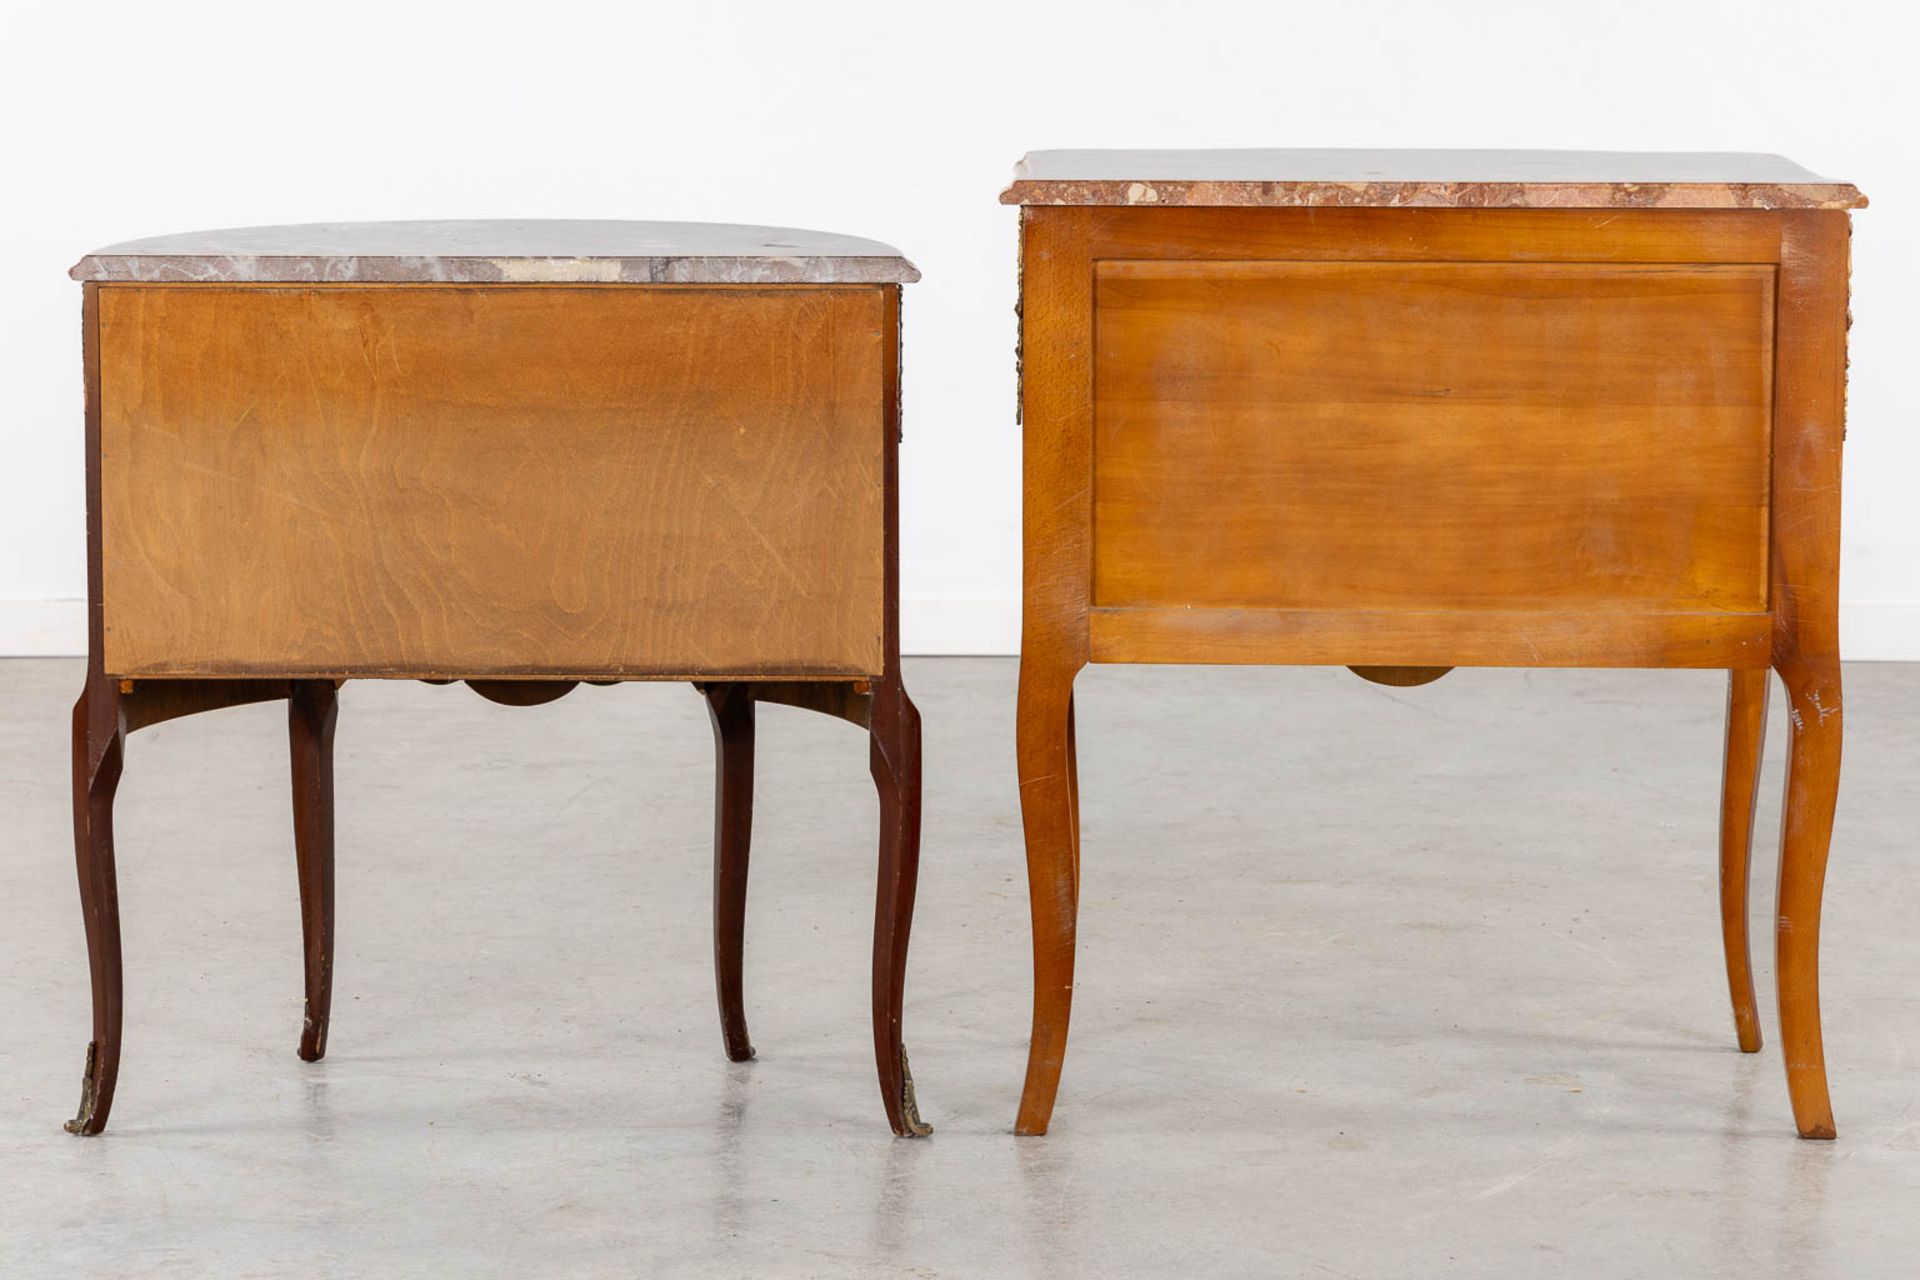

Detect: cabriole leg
[1014, 657, 1081, 1136]
[66, 678, 125, 1136]
[704, 682, 757, 1063]
[1774, 656, 1842, 1139]
[289, 680, 338, 1062]
[869, 669, 930, 1137]
[1719, 668, 1770, 1053]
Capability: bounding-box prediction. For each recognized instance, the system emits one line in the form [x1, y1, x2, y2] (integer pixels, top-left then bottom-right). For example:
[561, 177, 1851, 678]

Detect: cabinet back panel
[99, 285, 887, 678]
[1091, 260, 1774, 614]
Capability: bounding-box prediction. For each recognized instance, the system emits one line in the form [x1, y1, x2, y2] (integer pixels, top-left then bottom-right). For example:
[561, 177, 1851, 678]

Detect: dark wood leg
[1774, 655, 1842, 1139]
[289, 680, 338, 1062]
[1015, 656, 1081, 1136]
[704, 682, 757, 1062]
[1719, 668, 1770, 1053]
[66, 676, 126, 1136]
[869, 668, 930, 1137]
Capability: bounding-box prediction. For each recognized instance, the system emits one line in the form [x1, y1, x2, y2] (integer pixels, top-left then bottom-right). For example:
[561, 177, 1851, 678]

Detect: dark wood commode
[1003, 150, 1865, 1139]
[65, 220, 931, 1137]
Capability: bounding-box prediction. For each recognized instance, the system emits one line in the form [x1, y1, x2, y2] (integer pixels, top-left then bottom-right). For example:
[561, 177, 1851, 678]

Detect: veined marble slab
[1001, 149, 1865, 210]
[71, 220, 920, 284]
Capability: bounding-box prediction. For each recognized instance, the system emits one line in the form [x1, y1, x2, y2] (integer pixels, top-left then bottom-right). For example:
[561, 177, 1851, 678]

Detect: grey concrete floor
[2, 657, 1918, 1277]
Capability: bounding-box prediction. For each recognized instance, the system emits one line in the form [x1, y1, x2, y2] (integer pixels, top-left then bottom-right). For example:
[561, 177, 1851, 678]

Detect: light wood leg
[1719, 668, 1770, 1053]
[1015, 657, 1082, 1136]
[1774, 657, 1842, 1139]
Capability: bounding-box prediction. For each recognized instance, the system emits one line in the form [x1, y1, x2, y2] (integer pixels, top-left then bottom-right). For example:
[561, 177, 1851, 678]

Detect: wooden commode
[1002, 150, 1865, 1139]
[65, 220, 931, 1137]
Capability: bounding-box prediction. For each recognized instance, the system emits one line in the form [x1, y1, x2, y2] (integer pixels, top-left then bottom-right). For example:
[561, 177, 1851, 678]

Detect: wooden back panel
[1016, 206, 1812, 670]
[98, 285, 887, 679]
[1092, 259, 1774, 612]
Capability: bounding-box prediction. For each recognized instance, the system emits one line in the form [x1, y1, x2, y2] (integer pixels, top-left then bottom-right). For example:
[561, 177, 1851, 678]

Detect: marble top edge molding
[71, 220, 921, 284]
[1000, 149, 1866, 210]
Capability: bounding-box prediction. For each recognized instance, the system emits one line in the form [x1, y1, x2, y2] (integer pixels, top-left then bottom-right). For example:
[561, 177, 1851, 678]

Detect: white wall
[3, 0, 1914, 657]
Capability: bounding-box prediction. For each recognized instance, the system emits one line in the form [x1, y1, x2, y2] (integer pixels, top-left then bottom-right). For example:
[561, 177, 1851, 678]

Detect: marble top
[71, 220, 920, 284]
[1001, 149, 1865, 210]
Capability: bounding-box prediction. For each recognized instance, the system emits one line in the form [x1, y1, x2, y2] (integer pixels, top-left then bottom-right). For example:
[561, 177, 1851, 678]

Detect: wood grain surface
[1084, 207, 1785, 265]
[1092, 260, 1775, 616]
[1088, 606, 1770, 669]
[97, 284, 887, 679]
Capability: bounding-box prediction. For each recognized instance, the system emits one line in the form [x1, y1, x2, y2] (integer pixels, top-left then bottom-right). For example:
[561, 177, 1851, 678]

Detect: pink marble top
[1001, 149, 1865, 210]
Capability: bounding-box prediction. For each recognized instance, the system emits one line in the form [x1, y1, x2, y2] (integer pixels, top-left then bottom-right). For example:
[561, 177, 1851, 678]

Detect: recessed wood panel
[1092, 260, 1774, 614]
[99, 285, 887, 679]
